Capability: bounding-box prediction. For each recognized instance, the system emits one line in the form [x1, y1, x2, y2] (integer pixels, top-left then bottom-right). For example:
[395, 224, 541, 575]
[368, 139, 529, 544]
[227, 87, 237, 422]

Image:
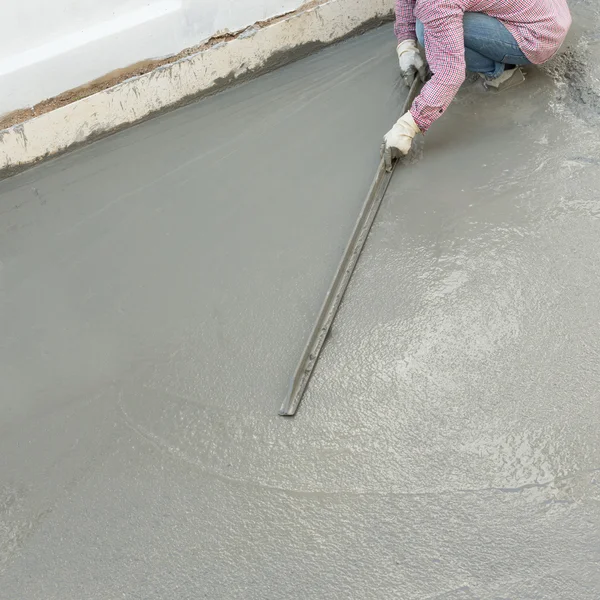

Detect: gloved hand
[397, 39, 427, 87]
[381, 112, 421, 171]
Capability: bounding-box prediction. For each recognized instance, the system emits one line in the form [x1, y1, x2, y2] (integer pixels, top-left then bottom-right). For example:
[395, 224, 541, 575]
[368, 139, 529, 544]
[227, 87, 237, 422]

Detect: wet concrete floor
[2, 5, 600, 599]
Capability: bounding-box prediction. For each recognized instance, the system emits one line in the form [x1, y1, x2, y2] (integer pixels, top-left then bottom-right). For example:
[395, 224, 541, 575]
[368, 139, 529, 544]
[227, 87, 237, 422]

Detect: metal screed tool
[280, 78, 423, 417]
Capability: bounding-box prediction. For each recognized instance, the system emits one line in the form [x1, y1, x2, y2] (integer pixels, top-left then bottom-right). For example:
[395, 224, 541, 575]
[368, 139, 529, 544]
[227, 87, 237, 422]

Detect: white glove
[381, 112, 421, 170]
[397, 39, 427, 87]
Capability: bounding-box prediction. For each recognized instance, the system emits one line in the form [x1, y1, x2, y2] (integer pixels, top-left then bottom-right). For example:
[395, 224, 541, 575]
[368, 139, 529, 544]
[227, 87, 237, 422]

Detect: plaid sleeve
[394, 0, 417, 42]
[410, 0, 467, 132]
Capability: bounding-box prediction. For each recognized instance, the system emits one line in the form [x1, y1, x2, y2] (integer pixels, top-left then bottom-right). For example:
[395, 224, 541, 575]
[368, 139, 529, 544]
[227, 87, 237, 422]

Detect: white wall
[1, 0, 306, 117]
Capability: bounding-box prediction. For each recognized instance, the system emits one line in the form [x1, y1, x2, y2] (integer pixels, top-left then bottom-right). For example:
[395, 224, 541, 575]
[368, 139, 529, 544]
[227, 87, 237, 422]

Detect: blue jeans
[416, 12, 531, 79]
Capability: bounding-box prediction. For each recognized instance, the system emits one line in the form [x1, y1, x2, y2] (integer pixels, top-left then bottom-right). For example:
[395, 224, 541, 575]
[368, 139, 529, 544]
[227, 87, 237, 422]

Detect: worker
[382, 0, 572, 163]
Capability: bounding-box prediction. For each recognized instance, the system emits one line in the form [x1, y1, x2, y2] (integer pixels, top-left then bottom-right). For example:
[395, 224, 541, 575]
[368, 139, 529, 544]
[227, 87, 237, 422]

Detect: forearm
[409, 8, 466, 131]
[394, 0, 417, 42]
[410, 76, 464, 132]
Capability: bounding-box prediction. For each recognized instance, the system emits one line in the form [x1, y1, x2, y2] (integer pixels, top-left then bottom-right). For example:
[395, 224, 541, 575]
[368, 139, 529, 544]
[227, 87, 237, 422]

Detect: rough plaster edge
[0, 0, 394, 180]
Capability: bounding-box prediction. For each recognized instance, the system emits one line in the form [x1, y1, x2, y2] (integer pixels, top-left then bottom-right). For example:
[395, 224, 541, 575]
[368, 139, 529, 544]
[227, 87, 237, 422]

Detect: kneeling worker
[382, 0, 572, 161]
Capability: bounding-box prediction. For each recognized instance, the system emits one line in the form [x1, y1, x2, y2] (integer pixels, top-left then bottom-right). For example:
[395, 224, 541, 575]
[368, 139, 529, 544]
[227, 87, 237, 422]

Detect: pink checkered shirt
[395, 0, 572, 131]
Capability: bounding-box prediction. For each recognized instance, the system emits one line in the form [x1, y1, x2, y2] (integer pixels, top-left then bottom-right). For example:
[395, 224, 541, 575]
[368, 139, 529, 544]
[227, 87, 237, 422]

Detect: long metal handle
[279, 78, 422, 416]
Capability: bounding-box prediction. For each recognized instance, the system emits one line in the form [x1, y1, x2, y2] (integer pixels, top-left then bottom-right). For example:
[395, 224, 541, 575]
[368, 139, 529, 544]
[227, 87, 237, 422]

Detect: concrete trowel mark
[116, 404, 600, 508]
[115, 380, 599, 503]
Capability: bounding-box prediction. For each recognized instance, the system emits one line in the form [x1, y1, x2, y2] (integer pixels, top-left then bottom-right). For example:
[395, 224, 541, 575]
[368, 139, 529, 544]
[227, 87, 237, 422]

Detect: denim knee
[416, 20, 424, 47]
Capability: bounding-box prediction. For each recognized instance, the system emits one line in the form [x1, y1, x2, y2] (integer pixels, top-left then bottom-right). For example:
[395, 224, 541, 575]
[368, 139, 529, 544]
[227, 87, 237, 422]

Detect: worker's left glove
[381, 112, 421, 170]
[397, 40, 427, 87]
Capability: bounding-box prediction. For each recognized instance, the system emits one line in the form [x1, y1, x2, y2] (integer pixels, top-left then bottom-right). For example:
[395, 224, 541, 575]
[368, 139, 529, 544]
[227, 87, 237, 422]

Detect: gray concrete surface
[2, 5, 600, 599]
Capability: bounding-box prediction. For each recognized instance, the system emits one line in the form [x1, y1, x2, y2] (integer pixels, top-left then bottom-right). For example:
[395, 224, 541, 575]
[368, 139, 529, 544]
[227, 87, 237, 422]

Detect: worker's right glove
[397, 39, 427, 87]
[381, 111, 421, 171]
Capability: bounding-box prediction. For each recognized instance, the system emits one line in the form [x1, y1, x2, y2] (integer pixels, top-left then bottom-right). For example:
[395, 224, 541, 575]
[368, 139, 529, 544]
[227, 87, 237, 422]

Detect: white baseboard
[0, 0, 393, 179]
